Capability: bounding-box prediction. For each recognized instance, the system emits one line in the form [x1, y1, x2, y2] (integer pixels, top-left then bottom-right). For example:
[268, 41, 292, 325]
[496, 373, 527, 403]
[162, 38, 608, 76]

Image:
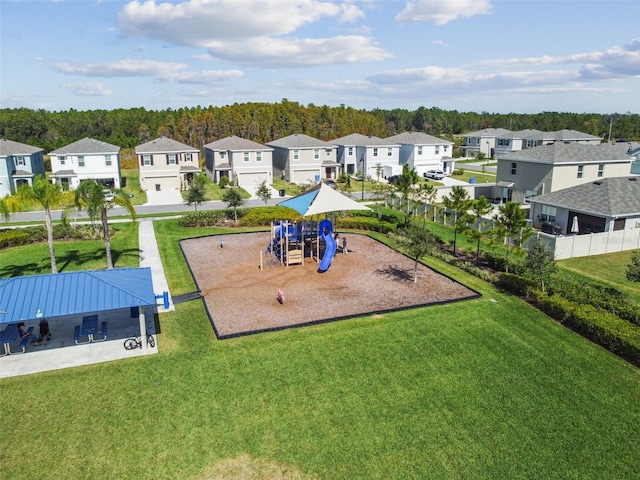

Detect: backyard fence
[532, 228, 640, 260]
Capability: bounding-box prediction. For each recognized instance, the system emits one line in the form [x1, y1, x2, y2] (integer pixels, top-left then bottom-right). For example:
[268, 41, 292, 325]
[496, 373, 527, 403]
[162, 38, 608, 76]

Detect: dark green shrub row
[431, 250, 495, 282]
[336, 216, 397, 234]
[178, 209, 241, 227]
[528, 290, 640, 366]
[0, 224, 104, 249]
[496, 272, 537, 296]
[239, 207, 302, 227]
[0, 230, 32, 249]
[548, 276, 640, 326]
[484, 251, 525, 275]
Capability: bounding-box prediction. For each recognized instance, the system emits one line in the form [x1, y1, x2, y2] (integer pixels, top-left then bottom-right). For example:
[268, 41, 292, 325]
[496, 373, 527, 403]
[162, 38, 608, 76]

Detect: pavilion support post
[138, 306, 146, 350]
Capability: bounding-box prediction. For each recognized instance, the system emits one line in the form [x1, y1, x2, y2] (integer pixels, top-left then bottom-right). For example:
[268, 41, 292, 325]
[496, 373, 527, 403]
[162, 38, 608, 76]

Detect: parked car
[323, 179, 337, 189]
[103, 189, 115, 201]
[386, 175, 399, 185]
[424, 169, 445, 180]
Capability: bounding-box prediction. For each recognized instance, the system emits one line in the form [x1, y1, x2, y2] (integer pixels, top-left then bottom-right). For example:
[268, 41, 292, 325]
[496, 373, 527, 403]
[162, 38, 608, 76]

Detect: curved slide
[318, 219, 336, 273]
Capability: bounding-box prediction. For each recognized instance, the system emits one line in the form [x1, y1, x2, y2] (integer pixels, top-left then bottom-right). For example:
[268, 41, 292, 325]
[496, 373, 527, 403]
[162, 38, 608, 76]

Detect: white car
[103, 189, 115, 201]
[424, 169, 445, 180]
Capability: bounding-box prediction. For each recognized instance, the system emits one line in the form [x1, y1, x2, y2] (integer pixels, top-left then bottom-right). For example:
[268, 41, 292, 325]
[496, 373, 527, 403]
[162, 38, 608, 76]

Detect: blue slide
[318, 219, 336, 273]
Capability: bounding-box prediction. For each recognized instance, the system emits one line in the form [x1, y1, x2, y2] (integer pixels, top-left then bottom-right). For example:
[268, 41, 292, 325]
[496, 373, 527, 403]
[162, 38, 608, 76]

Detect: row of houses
[1, 131, 456, 196]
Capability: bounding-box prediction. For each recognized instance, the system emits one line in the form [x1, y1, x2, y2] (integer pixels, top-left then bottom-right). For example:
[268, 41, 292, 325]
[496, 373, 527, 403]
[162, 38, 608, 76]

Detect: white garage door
[292, 169, 319, 184]
[146, 176, 178, 191]
[237, 172, 269, 191]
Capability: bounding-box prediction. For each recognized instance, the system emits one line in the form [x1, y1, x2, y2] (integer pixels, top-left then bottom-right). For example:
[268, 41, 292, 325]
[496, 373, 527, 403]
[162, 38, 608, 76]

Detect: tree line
[1, 100, 638, 154]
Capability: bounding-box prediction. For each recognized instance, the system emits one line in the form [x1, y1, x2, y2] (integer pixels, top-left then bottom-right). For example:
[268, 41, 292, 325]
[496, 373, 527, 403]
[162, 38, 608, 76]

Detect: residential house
[494, 129, 545, 156]
[135, 136, 200, 192]
[385, 132, 455, 176]
[266, 133, 339, 184]
[0, 138, 45, 197]
[204, 136, 273, 190]
[49, 137, 121, 190]
[529, 176, 640, 235]
[330, 133, 400, 180]
[461, 128, 511, 158]
[494, 143, 634, 204]
[628, 142, 640, 175]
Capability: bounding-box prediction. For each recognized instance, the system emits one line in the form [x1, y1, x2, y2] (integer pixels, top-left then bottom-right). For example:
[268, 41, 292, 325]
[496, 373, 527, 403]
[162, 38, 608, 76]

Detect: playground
[180, 229, 479, 338]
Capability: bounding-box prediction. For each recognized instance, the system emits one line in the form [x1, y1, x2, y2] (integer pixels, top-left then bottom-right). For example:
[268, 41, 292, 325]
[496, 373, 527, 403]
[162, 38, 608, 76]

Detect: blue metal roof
[0, 268, 157, 324]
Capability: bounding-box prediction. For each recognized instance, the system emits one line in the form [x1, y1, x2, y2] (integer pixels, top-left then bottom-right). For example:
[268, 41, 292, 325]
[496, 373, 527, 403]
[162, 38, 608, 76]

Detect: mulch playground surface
[180, 231, 479, 338]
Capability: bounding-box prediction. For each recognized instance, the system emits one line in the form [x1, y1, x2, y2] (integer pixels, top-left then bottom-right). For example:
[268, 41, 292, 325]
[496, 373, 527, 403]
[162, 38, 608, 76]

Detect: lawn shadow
[57, 249, 106, 272]
[111, 248, 142, 267]
[0, 262, 49, 277]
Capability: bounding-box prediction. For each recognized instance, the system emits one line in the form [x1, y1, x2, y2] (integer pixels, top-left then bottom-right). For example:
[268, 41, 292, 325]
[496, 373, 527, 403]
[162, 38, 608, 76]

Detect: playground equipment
[317, 219, 336, 273]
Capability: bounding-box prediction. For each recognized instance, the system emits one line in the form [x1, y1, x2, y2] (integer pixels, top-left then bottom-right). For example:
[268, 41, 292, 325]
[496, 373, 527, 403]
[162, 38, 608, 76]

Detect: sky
[1, 0, 639, 114]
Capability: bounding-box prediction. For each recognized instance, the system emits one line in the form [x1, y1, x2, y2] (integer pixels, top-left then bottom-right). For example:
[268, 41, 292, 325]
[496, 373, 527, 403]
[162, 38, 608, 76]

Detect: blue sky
[1, 0, 639, 114]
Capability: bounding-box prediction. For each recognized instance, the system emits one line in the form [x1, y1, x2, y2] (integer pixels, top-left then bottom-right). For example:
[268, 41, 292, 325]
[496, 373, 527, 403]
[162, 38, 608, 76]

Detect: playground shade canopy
[277, 182, 371, 217]
[0, 268, 157, 324]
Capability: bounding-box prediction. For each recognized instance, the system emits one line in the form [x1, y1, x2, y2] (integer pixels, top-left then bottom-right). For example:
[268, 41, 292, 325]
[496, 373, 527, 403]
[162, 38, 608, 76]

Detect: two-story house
[135, 136, 200, 192]
[49, 137, 121, 190]
[495, 143, 634, 204]
[204, 136, 273, 190]
[330, 133, 401, 180]
[385, 132, 455, 176]
[0, 138, 46, 197]
[266, 134, 339, 184]
[461, 128, 512, 158]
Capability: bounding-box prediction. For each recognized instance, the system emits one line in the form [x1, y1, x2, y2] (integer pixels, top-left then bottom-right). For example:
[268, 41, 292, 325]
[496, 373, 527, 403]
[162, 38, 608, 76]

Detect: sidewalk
[138, 220, 175, 312]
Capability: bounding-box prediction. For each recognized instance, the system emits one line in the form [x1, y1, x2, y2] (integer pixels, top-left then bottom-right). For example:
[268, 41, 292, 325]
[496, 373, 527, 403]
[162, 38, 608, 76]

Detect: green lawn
[2, 223, 640, 478]
[559, 250, 640, 305]
[121, 168, 148, 205]
[451, 169, 496, 184]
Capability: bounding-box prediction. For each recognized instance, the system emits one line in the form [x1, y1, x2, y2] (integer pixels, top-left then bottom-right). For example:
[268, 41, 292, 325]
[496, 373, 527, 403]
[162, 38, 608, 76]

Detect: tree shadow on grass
[375, 264, 413, 282]
[0, 262, 49, 278]
[57, 247, 141, 272]
[111, 248, 142, 267]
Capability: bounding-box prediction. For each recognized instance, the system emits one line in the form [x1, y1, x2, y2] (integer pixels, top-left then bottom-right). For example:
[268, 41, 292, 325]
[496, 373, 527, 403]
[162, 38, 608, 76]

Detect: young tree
[185, 174, 207, 211]
[415, 182, 437, 228]
[74, 179, 137, 270]
[255, 180, 272, 205]
[627, 250, 640, 282]
[222, 188, 244, 224]
[463, 195, 493, 263]
[375, 163, 383, 183]
[395, 224, 437, 283]
[18, 175, 65, 273]
[442, 185, 471, 255]
[524, 236, 557, 292]
[394, 164, 420, 225]
[493, 201, 531, 273]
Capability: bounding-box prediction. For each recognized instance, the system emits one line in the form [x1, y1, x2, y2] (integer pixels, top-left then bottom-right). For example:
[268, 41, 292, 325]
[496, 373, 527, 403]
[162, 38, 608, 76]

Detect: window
[443, 145, 448, 152]
[387, 148, 392, 157]
[435, 146, 440, 154]
[373, 148, 378, 157]
[348, 147, 353, 156]
[417, 146, 423, 155]
[185, 153, 192, 162]
[293, 149, 299, 160]
[105, 155, 112, 166]
[325, 148, 331, 156]
[14, 156, 26, 166]
[219, 151, 226, 159]
[256, 151, 262, 162]
[314, 149, 319, 160]
[78, 156, 85, 167]
[143, 155, 151, 166]
[243, 152, 250, 162]
[168, 154, 177, 165]
[577, 165, 584, 178]
[541, 205, 557, 223]
[60, 156, 66, 165]
[511, 162, 517, 175]
[598, 163, 604, 177]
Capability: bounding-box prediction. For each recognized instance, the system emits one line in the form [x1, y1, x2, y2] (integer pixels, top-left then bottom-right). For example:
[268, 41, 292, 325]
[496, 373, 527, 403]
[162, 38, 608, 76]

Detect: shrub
[496, 272, 536, 297]
[179, 210, 227, 227]
[453, 168, 464, 176]
[240, 207, 302, 227]
[336, 216, 396, 234]
[218, 176, 229, 188]
[0, 230, 32, 249]
[484, 251, 525, 275]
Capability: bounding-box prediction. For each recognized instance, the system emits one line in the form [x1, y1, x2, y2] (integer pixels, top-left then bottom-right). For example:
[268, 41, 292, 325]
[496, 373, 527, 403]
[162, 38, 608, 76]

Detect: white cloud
[159, 69, 243, 84]
[63, 81, 113, 97]
[395, 0, 492, 25]
[117, 0, 385, 67]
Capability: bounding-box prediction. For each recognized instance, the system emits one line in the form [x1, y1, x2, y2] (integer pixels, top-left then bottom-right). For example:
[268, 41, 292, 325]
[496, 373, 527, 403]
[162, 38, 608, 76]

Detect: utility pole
[608, 117, 613, 142]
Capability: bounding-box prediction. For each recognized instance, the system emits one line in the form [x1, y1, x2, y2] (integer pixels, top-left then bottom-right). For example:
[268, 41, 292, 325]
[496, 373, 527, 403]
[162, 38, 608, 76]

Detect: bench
[96, 321, 108, 342]
[16, 327, 35, 353]
[74, 325, 81, 344]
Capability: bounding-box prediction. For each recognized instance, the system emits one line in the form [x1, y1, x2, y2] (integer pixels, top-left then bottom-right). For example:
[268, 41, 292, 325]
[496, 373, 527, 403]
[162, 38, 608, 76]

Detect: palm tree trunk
[45, 208, 57, 273]
[102, 209, 114, 269]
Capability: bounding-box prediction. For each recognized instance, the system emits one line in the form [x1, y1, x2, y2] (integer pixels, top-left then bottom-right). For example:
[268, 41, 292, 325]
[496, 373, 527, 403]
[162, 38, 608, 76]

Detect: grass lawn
[558, 250, 640, 305]
[451, 169, 496, 184]
[121, 168, 147, 205]
[2, 223, 640, 478]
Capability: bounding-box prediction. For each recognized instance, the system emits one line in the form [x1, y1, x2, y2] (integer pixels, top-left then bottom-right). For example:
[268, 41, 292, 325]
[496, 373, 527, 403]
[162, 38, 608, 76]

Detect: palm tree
[75, 179, 137, 270]
[463, 196, 493, 263]
[493, 201, 531, 273]
[18, 175, 64, 273]
[442, 185, 471, 255]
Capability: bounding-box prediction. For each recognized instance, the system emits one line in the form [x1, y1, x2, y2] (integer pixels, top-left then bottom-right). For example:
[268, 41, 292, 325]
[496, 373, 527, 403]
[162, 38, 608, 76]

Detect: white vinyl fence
[531, 229, 640, 260]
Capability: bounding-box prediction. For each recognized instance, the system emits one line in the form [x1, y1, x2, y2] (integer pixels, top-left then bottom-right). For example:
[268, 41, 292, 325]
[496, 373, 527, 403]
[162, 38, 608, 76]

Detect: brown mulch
[180, 231, 479, 338]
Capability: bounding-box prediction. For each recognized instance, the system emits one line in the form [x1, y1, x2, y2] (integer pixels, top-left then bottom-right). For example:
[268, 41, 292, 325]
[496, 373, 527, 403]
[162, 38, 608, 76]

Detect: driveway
[144, 189, 185, 206]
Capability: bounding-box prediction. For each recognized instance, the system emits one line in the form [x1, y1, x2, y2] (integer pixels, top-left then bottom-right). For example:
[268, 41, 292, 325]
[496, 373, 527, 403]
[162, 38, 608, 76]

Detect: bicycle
[123, 333, 155, 350]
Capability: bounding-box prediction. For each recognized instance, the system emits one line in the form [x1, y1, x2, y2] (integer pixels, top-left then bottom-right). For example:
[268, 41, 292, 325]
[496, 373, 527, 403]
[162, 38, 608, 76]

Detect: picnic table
[74, 315, 107, 344]
[0, 324, 19, 355]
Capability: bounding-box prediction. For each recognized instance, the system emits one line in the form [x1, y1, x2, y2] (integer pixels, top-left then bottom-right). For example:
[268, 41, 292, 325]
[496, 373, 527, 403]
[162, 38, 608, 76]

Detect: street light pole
[359, 155, 365, 200]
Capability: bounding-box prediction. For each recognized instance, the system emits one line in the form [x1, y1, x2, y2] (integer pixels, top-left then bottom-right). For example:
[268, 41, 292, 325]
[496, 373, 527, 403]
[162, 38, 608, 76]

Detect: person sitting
[17, 322, 40, 346]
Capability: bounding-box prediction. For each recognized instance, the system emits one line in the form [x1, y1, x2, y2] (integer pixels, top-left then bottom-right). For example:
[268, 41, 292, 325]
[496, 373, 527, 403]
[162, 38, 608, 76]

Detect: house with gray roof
[204, 136, 273, 191]
[494, 143, 634, 204]
[49, 137, 121, 190]
[330, 133, 401, 180]
[384, 131, 455, 176]
[0, 138, 45, 197]
[135, 136, 200, 192]
[461, 128, 512, 158]
[529, 176, 640, 235]
[266, 133, 339, 184]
